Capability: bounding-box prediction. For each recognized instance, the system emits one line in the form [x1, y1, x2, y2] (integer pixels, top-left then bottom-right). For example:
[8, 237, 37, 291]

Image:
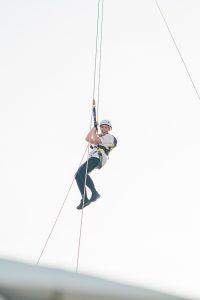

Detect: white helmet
[100, 120, 112, 129]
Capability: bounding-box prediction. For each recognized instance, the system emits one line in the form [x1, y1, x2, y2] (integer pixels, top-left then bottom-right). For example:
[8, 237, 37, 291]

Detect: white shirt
[89, 133, 115, 167]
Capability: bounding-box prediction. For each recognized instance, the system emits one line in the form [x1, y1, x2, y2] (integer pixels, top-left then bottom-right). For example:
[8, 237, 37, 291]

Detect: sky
[1, 0, 200, 299]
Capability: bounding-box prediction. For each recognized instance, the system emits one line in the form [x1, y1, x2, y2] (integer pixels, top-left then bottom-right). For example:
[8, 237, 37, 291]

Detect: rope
[155, 0, 200, 101]
[92, 0, 101, 101]
[97, 0, 104, 120]
[75, 119, 92, 273]
[36, 145, 88, 265]
[36, 0, 105, 269]
[76, 0, 104, 273]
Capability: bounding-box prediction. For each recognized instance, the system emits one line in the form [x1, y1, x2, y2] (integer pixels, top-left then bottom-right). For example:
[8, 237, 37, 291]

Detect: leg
[75, 157, 100, 197]
[86, 174, 97, 194]
[85, 158, 100, 194]
[75, 157, 100, 209]
[75, 161, 88, 198]
[86, 158, 101, 201]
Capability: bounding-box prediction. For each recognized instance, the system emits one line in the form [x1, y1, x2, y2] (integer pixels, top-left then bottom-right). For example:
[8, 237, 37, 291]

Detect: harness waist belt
[95, 145, 110, 156]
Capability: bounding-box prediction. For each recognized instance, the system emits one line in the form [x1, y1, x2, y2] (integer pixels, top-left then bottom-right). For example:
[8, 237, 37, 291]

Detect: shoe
[90, 192, 101, 202]
[76, 198, 91, 210]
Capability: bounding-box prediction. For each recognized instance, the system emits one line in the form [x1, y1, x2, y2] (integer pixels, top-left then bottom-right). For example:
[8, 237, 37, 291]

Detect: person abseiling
[75, 120, 117, 209]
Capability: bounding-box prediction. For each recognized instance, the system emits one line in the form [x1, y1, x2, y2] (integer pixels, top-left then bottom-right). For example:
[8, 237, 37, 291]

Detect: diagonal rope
[155, 0, 200, 101]
[36, 145, 88, 265]
[76, 0, 104, 273]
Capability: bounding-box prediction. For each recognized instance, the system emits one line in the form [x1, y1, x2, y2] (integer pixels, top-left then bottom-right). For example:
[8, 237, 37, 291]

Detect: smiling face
[100, 124, 111, 135]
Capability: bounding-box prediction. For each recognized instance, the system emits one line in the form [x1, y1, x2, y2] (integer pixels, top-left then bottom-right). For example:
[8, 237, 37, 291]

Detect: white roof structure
[0, 258, 190, 300]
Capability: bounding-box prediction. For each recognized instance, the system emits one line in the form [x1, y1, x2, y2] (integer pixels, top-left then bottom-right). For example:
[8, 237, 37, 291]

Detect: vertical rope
[92, 0, 102, 101]
[76, 0, 104, 273]
[37, 0, 105, 267]
[75, 145, 90, 272]
[97, 0, 104, 120]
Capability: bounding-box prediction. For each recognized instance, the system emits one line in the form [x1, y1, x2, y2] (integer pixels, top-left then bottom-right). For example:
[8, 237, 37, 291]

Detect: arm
[85, 127, 101, 145]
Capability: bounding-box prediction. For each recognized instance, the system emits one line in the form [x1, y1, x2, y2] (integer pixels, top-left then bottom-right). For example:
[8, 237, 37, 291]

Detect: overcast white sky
[1, 0, 200, 299]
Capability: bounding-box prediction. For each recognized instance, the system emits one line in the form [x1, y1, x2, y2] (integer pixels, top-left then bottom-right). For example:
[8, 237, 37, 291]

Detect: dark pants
[75, 157, 100, 199]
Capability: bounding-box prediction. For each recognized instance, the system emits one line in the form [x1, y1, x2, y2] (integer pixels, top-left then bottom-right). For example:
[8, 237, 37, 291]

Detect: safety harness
[94, 137, 118, 169]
